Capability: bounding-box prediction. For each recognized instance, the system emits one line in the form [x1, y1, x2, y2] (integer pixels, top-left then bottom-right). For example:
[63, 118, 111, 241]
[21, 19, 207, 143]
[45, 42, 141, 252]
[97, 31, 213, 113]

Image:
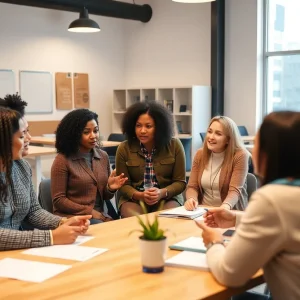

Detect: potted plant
[131, 201, 168, 273]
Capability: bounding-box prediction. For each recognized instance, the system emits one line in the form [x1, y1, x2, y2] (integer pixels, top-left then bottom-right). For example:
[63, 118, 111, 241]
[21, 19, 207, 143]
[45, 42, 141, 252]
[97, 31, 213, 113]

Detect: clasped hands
[52, 215, 92, 245]
[143, 187, 161, 206]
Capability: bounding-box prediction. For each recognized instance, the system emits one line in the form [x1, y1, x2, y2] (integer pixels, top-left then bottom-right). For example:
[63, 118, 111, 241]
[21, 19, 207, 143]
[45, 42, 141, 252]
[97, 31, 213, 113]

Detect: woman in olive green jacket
[116, 101, 186, 218]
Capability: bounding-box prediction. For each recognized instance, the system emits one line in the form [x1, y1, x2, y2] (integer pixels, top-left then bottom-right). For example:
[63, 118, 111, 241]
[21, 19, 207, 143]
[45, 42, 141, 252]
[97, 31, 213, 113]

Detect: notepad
[0, 258, 71, 283]
[23, 245, 108, 262]
[158, 206, 206, 219]
[169, 237, 207, 253]
[165, 251, 209, 271]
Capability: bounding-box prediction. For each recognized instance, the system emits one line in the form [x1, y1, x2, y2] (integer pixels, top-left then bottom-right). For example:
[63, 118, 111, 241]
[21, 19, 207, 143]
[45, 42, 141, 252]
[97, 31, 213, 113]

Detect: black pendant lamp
[68, 7, 100, 33]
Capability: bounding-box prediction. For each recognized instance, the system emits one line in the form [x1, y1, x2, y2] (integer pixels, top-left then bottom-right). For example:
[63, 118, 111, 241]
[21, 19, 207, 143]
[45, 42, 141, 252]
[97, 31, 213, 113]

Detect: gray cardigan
[0, 159, 61, 251]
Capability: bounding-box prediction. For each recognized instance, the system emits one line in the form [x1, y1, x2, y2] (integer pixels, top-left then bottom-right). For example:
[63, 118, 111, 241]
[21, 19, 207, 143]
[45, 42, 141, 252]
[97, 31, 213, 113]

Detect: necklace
[210, 153, 222, 199]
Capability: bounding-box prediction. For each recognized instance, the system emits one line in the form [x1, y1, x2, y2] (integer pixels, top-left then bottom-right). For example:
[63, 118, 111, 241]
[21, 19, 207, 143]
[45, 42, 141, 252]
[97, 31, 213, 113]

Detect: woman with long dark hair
[0, 107, 90, 251]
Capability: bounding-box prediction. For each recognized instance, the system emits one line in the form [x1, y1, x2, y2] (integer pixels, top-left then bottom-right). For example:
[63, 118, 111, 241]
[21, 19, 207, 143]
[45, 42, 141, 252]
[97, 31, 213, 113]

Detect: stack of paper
[169, 237, 207, 253]
[159, 206, 206, 220]
[165, 251, 209, 271]
[23, 245, 108, 262]
[0, 258, 71, 283]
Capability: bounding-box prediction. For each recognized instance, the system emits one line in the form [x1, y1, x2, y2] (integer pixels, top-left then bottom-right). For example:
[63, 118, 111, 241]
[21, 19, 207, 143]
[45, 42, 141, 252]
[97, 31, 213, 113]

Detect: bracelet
[206, 240, 225, 250]
[107, 183, 117, 193]
[165, 189, 168, 199]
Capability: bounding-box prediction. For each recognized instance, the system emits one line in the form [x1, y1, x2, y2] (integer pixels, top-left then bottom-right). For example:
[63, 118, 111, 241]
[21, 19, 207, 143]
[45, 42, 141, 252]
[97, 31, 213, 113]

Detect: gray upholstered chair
[246, 173, 257, 199]
[38, 179, 53, 213]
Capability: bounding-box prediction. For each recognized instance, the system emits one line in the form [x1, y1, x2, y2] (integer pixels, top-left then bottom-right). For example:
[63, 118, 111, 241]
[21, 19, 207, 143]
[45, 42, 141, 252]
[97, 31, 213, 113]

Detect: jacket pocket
[126, 160, 140, 167]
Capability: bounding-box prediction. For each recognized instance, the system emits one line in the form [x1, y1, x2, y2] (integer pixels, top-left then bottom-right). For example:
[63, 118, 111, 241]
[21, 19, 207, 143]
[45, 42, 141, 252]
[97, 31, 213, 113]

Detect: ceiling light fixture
[172, 0, 215, 3]
[68, 7, 100, 33]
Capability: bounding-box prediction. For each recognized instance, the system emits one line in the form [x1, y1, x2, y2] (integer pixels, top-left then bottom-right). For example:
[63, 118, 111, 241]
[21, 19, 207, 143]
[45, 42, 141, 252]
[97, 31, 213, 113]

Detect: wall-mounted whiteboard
[19, 70, 53, 114]
[0, 69, 15, 98]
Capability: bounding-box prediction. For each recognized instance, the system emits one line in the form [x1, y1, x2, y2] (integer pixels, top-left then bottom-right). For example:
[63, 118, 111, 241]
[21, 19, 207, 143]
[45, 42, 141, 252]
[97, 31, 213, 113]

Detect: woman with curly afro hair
[116, 101, 186, 218]
[51, 109, 127, 224]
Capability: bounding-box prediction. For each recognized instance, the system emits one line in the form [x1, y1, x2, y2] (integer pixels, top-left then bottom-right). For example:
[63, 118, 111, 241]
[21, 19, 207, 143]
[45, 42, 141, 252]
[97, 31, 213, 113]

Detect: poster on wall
[73, 73, 89, 109]
[55, 72, 72, 110]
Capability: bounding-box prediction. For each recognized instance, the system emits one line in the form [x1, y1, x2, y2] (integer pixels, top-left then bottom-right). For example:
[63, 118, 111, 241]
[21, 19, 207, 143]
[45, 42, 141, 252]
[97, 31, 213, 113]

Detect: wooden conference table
[31, 136, 121, 148]
[0, 215, 264, 300]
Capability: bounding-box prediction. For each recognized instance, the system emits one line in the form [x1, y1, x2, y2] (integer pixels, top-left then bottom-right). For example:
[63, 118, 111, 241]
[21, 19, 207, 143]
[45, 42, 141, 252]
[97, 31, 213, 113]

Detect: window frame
[263, 0, 300, 114]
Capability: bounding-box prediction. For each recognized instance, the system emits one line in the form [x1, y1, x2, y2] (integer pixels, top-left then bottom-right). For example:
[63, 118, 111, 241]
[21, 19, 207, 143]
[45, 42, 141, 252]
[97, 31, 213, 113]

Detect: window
[264, 0, 300, 113]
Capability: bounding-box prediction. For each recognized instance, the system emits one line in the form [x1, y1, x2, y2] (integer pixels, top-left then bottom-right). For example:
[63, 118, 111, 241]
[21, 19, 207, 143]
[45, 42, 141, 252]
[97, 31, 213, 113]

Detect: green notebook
[169, 237, 207, 253]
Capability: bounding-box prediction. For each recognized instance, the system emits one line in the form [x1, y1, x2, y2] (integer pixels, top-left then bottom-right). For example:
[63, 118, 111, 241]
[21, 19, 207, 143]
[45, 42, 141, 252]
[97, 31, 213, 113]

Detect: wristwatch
[206, 240, 225, 250]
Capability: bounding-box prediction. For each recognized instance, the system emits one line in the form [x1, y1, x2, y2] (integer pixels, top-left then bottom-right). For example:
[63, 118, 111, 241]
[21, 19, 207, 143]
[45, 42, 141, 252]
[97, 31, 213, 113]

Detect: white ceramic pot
[139, 236, 167, 273]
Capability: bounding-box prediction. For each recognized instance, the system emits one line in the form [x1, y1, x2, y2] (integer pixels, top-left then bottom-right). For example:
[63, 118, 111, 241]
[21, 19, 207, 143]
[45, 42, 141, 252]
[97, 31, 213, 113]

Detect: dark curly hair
[122, 101, 174, 149]
[55, 109, 98, 157]
[0, 93, 27, 117]
[0, 107, 21, 202]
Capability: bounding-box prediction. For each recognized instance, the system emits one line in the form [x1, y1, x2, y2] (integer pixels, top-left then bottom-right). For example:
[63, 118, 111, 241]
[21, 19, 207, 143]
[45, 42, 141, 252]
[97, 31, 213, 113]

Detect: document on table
[23, 245, 108, 262]
[165, 251, 209, 271]
[0, 258, 71, 283]
[73, 235, 94, 245]
[159, 206, 206, 219]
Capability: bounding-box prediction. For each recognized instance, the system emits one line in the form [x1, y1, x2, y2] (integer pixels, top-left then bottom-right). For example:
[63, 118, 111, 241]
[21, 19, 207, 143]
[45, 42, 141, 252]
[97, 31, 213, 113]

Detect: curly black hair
[122, 101, 174, 149]
[0, 93, 27, 117]
[0, 107, 21, 202]
[55, 109, 98, 157]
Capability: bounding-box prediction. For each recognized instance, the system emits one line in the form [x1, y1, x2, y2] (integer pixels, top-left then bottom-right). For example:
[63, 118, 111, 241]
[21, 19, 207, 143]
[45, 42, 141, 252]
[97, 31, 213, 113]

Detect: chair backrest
[199, 132, 206, 142]
[238, 126, 249, 136]
[38, 179, 53, 213]
[108, 133, 126, 142]
[246, 173, 257, 199]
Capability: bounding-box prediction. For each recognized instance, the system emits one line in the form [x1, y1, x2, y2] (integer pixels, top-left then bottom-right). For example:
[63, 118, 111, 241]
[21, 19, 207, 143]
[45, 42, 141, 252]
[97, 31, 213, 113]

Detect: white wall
[224, 0, 262, 135]
[0, 2, 126, 138]
[124, 0, 211, 87]
[0, 1, 261, 135]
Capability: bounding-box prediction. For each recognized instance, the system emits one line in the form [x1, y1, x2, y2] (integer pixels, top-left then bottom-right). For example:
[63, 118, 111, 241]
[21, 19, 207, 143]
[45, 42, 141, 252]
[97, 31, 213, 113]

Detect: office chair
[238, 126, 249, 136]
[38, 178, 53, 213]
[199, 132, 206, 142]
[102, 133, 126, 169]
[246, 173, 257, 199]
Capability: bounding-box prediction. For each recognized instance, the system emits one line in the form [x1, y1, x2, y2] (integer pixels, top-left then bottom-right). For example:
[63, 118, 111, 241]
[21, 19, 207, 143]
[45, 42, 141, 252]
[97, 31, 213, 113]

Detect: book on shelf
[158, 206, 206, 220]
[165, 251, 209, 271]
[169, 237, 207, 253]
[164, 100, 173, 113]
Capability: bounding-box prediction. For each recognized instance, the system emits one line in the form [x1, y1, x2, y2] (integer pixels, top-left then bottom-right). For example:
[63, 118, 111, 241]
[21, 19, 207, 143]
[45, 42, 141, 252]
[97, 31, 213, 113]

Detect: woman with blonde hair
[185, 116, 250, 211]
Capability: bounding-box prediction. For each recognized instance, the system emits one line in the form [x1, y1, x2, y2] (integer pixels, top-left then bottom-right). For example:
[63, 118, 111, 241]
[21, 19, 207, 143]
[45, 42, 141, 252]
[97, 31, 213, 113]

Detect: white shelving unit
[112, 86, 211, 167]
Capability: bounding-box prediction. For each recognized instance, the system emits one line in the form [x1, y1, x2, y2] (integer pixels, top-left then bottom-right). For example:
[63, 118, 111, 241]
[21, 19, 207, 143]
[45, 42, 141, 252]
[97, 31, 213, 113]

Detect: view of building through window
[266, 0, 300, 112]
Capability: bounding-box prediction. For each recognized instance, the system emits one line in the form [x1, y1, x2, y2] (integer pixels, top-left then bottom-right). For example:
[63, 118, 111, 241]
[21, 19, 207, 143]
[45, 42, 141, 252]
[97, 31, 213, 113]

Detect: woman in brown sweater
[185, 116, 250, 211]
[51, 109, 127, 224]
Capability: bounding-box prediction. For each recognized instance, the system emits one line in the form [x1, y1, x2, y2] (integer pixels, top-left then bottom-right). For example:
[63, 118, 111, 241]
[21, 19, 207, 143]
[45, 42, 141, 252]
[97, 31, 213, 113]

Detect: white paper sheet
[23, 245, 108, 262]
[0, 258, 71, 283]
[73, 235, 94, 245]
[165, 251, 209, 271]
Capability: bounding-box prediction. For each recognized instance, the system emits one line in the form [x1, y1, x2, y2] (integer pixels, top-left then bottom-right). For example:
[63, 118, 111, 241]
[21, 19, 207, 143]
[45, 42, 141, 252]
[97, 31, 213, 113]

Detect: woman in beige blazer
[185, 116, 250, 211]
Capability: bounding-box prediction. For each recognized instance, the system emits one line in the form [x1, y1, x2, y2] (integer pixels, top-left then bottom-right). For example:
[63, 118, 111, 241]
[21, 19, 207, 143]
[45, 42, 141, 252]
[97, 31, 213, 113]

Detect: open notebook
[165, 251, 209, 271]
[169, 237, 207, 253]
[159, 206, 206, 220]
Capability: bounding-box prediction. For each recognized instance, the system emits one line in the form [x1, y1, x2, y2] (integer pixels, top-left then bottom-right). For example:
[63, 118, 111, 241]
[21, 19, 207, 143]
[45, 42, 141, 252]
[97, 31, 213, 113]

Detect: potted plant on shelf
[130, 201, 168, 274]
